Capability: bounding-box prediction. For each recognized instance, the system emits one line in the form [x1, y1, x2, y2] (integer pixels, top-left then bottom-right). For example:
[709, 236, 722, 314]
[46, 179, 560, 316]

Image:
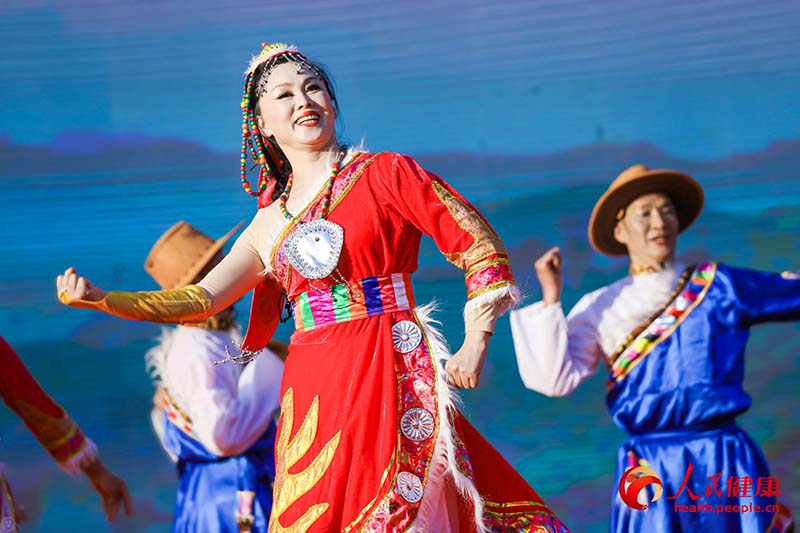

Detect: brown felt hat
[145, 221, 244, 289]
[588, 164, 704, 256]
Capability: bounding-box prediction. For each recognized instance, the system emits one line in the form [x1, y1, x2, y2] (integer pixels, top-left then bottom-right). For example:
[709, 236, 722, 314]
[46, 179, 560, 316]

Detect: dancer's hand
[56, 267, 106, 304]
[446, 331, 490, 389]
[535, 247, 562, 305]
[82, 457, 132, 521]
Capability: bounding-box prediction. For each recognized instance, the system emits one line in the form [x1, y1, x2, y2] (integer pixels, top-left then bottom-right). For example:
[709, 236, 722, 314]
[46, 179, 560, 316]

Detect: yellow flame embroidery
[269, 387, 342, 532]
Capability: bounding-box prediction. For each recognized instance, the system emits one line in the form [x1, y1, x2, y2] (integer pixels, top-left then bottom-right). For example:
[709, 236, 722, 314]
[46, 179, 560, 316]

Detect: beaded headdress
[239, 42, 321, 204]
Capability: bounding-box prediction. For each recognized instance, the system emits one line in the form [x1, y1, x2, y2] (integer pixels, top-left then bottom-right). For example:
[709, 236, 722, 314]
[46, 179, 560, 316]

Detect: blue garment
[607, 264, 800, 533]
[162, 413, 276, 533]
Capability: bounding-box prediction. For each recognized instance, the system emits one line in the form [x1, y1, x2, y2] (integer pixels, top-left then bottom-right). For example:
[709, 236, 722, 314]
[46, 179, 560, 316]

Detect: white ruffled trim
[411, 303, 489, 533]
[58, 437, 98, 475]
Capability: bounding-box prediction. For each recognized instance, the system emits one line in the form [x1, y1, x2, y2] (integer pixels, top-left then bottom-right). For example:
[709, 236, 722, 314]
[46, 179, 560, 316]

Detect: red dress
[243, 153, 568, 532]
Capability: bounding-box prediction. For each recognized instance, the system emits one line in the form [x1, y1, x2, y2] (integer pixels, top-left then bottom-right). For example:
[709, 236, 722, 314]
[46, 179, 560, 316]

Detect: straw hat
[588, 164, 704, 256]
[145, 221, 244, 289]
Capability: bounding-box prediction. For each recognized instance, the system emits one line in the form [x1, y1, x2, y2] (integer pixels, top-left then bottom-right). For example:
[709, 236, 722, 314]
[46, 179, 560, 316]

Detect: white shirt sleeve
[163, 327, 284, 457]
[509, 294, 604, 397]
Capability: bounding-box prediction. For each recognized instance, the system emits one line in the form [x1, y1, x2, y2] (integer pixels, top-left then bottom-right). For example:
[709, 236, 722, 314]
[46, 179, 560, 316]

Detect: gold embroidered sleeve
[431, 180, 507, 270]
[430, 180, 515, 301]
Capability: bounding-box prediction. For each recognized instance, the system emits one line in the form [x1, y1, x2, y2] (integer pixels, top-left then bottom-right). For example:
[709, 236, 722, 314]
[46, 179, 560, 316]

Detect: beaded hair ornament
[239, 42, 322, 204]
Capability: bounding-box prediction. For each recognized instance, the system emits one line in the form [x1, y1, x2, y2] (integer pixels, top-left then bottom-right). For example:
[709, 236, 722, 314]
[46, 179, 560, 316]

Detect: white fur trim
[144, 326, 194, 415]
[245, 44, 300, 75]
[351, 138, 368, 155]
[144, 325, 242, 404]
[58, 437, 98, 475]
[411, 303, 489, 533]
[144, 326, 176, 387]
[463, 284, 520, 325]
[144, 328, 177, 461]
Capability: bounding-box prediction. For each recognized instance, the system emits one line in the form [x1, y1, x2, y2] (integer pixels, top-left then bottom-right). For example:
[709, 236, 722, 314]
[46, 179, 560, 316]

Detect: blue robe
[607, 263, 799, 532]
[161, 413, 276, 533]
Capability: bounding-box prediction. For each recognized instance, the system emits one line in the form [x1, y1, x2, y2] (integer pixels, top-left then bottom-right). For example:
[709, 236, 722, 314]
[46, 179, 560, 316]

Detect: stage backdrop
[1, 1, 798, 531]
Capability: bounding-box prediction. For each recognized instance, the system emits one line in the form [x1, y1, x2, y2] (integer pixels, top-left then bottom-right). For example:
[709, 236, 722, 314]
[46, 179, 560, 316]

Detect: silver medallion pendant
[284, 219, 344, 280]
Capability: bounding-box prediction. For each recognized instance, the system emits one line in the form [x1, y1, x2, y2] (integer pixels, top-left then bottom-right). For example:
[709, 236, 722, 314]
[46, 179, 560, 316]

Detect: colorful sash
[292, 273, 415, 331]
[608, 263, 717, 388]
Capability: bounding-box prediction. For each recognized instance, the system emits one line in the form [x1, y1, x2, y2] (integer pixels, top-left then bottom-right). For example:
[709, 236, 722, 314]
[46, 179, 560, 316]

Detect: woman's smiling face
[256, 61, 337, 153]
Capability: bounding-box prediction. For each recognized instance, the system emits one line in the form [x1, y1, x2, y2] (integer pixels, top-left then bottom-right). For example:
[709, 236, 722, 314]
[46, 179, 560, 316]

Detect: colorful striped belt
[292, 273, 415, 331]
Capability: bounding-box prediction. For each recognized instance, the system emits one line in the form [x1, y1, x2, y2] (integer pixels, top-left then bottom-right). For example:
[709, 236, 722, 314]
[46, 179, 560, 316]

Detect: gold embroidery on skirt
[270, 388, 342, 532]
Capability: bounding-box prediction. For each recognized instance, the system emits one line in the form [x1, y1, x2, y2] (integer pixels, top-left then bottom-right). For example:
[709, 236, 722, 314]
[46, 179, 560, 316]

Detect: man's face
[614, 192, 679, 264]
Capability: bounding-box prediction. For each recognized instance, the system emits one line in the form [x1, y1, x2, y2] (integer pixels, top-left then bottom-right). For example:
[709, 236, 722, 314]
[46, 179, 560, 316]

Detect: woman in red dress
[56, 43, 568, 532]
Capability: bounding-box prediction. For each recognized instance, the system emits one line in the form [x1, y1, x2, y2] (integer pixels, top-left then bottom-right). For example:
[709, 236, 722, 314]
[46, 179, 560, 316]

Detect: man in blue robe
[510, 164, 796, 532]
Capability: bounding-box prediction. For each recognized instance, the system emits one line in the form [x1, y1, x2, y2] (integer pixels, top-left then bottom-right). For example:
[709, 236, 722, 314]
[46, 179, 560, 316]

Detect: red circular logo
[619, 466, 664, 510]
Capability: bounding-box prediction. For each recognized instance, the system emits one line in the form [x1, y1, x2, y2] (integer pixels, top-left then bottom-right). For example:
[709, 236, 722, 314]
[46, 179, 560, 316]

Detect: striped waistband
[292, 273, 415, 331]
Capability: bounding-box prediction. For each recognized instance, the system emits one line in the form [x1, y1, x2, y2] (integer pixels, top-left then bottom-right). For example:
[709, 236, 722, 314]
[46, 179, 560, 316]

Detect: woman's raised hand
[56, 267, 107, 304]
[535, 246, 563, 305]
